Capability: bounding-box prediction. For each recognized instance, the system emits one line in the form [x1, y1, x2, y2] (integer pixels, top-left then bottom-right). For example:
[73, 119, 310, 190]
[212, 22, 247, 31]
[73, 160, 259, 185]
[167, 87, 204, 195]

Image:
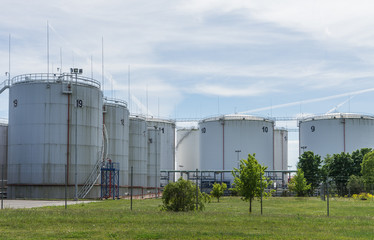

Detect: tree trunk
[249, 198, 252, 213]
[218, 197, 220, 203]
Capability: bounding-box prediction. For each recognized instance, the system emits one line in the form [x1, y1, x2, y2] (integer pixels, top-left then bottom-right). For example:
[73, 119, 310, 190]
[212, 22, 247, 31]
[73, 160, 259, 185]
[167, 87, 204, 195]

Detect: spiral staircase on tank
[77, 123, 109, 199]
[0, 79, 10, 94]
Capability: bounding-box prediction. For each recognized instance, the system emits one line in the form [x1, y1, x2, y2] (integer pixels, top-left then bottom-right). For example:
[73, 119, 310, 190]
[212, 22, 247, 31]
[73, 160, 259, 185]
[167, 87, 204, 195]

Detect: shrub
[352, 192, 374, 200]
[347, 175, 364, 195]
[210, 182, 227, 202]
[161, 177, 206, 211]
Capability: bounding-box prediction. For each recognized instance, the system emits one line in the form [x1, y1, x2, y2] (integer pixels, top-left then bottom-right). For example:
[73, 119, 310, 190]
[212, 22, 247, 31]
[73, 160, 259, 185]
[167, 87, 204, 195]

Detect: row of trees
[297, 148, 374, 196]
[162, 153, 272, 213]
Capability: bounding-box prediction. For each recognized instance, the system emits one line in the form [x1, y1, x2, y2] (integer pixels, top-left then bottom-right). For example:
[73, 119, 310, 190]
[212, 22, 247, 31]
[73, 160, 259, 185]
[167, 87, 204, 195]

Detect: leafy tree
[361, 151, 374, 192]
[288, 168, 311, 197]
[347, 175, 364, 195]
[231, 153, 272, 213]
[325, 152, 353, 196]
[297, 151, 322, 194]
[161, 177, 205, 211]
[351, 148, 372, 176]
[210, 182, 227, 202]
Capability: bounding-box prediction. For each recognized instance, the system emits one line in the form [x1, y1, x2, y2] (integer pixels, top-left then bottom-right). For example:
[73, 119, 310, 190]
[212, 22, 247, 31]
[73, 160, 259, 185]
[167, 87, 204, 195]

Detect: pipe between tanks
[66, 85, 71, 185]
[343, 119, 346, 153]
[221, 120, 225, 173]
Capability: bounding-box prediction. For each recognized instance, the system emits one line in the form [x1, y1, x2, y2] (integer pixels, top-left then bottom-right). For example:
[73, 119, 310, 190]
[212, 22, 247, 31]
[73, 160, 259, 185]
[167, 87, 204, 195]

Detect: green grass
[0, 197, 373, 239]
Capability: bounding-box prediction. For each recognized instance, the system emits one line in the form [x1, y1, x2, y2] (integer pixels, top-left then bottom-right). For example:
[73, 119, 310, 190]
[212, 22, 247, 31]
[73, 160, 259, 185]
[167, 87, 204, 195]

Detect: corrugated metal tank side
[103, 101, 130, 194]
[146, 119, 175, 171]
[299, 119, 344, 158]
[345, 118, 374, 152]
[199, 116, 274, 183]
[274, 129, 288, 170]
[0, 124, 7, 181]
[176, 129, 200, 171]
[8, 79, 103, 199]
[199, 120, 222, 171]
[224, 120, 274, 171]
[300, 116, 374, 158]
[147, 128, 160, 193]
[129, 116, 147, 194]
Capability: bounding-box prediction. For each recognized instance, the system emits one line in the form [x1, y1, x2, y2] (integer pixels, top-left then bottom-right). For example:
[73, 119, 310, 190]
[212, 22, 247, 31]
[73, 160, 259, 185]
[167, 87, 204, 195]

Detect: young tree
[210, 182, 227, 202]
[288, 168, 311, 197]
[231, 153, 272, 213]
[361, 150, 374, 192]
[297, 151, 322, 195]
[161, 177, 205, 211]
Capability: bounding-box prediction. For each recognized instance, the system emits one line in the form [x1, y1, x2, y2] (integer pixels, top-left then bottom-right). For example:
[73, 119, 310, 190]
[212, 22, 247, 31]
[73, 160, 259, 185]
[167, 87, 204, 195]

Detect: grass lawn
[0, 197, 373, 239]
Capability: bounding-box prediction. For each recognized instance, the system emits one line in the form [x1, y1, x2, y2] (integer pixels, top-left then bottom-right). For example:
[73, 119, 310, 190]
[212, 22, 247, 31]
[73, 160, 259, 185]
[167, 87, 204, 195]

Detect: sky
[2, 0, 374, 169]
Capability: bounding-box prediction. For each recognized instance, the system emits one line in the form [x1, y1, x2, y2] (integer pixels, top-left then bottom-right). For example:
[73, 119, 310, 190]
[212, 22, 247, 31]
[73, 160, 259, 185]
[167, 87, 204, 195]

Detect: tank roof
[200, 114, 274, 123]
[299, 113, 374, 123]
[146, 117, 176, 125]
[104, 97, 128, 108]
[11, 73, 101, 89]
[130, 115, 147, 121]
[0, 118, 8, 125]
[274, 127, 288, 132]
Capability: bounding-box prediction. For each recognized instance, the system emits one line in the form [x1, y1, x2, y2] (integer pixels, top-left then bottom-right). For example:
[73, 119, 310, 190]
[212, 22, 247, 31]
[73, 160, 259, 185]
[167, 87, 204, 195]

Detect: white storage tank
[103, 98, 129, 195]
[129, 116, 148, 194]
[0, 122, 7, 182]
[199, 115, 274, 183]
[7, 73, 103, 199]
[146, 118, 176, 181]
[274, 128, 288, 170]
[299, 113, 374, 158]
[176, 128, 200, 171]
[147, 127, 160, 194]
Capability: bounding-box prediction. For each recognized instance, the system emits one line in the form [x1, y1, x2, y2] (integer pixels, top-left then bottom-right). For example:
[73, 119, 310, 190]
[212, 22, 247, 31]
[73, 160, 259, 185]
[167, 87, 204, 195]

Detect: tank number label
[201, 127, 206, 133]
[13, 99, 18, 107]
[121, 119, 125, 125]
[76, 99, 83, 108]
[311, 126, 315, 132]
[262, 126, 268, 133]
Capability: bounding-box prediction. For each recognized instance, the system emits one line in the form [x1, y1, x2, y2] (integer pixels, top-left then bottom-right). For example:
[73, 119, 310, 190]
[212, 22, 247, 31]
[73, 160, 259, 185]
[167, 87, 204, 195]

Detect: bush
[210, 182, 227, 202]
[352, 192, 374, 200]
[161, 177, 206, 211]
[347, 175, 364, 195]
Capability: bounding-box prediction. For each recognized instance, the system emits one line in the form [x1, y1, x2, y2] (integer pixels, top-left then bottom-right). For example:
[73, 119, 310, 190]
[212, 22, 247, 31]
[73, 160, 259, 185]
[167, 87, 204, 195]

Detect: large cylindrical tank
[7, 73, 103, 199]
[299, 113, 374, 158]
[0, 122, 7, 183]
[146, 118, 175, 183]
[147, 128, 160, 193]
[199, 115, 274, 183]
[103, 98, 129, 194]
[129, 116, 147, 194]
[176, 128, 200, 171]
[274, 128, 288, 170]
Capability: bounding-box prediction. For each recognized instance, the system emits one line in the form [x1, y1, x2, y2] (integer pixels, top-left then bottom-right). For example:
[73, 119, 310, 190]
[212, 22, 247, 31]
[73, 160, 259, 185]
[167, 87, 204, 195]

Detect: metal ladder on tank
[77, 125, 109, 199]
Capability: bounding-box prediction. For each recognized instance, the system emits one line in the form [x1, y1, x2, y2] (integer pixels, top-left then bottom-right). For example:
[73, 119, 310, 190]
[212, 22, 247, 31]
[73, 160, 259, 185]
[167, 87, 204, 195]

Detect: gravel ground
[0, 200, 94, 209]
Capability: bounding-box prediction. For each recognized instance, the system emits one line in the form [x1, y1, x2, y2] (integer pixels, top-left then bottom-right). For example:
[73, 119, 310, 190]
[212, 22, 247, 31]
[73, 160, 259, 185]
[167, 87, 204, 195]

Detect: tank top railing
[11, 73, 101, 89]
[103, 97, 128, 108]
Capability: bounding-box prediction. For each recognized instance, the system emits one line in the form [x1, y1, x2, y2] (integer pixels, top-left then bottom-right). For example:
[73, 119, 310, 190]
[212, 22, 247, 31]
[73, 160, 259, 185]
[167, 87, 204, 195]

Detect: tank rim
[298, 113, 374, 123]
[199, 114, 274, 123]
[11, 73, 101, 89]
